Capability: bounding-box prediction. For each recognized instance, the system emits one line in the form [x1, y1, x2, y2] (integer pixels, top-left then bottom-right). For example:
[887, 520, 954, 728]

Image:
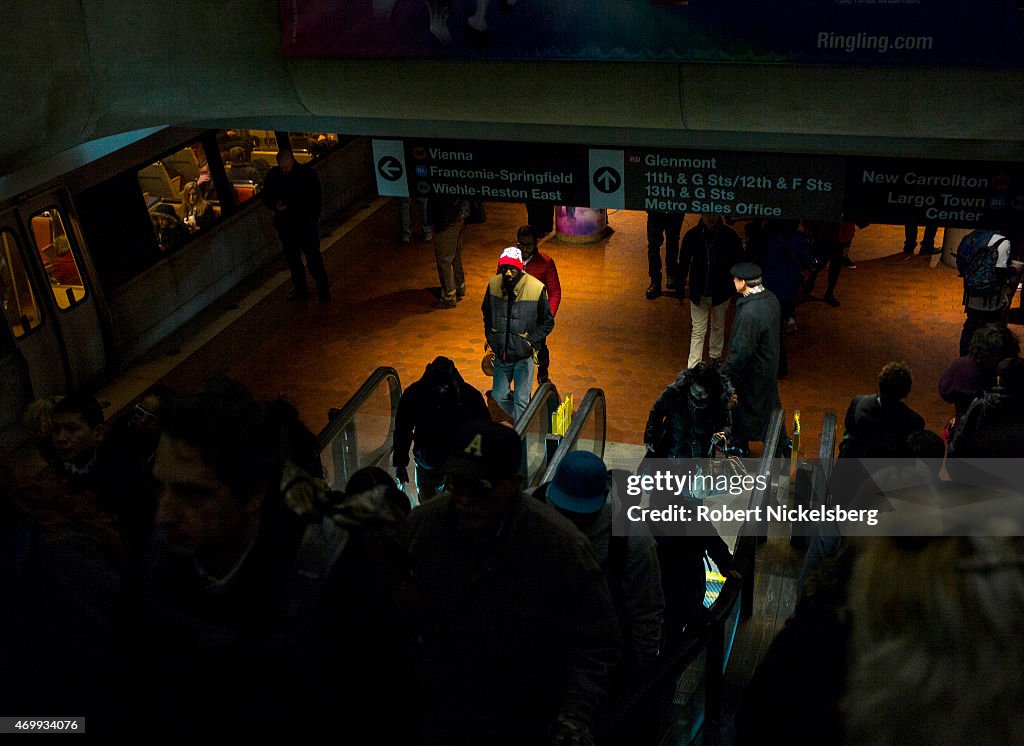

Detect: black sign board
[622, 150, 846, 220]
[844, 157, 1024, 229]
[403, 139, 590, 205]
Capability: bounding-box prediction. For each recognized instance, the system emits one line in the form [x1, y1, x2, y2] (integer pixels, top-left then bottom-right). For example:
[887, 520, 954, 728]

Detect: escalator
[316, 366, 402, 491]
[514, 381, 562, 488]
[314, 373, 609, 499]
[605, 409, 787, 746]
[540, 387, 607, 484]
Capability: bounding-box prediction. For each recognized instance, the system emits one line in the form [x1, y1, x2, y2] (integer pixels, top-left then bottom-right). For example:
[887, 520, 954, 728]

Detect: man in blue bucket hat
[540, 451, 664, 676]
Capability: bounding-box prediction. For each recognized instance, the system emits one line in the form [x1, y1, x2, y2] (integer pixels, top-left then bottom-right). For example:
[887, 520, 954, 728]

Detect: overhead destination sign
[399, 139, 590, 205]
[844, 158, 1024, 229]
[623, 149, 846, 220]
[373, 138, 1022, 229]
[374, 139, 846, 221]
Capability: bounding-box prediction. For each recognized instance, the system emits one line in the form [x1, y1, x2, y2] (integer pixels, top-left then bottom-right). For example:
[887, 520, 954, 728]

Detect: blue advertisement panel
[280, 1, 1020, 66]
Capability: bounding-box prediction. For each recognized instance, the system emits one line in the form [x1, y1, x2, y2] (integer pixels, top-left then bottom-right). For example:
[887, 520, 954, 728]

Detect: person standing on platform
[260, 150, 329, 302]
[721, 262, 782, 455]
[679, 214, 743, 368]
[804, 220, 847, 307]
[955, 227, 1020, 356]
[482, 247, 554, 422]
[525, 200, 555, 238]
[904, 222, 940, 256]
[515, 224, 561, 384]
[399, 197, 431, 244]
[428, 195, 469, 309]
[748, 219, 812, 378]
[645, 210, 685, 299]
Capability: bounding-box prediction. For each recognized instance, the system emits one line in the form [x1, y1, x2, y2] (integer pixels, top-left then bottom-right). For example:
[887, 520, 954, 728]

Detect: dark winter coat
[839, 395, 926, 458]
[679, 222, 744, 306]
[722, 289, 782, 442]
[408, 493, 621, 745]
[749, 229, 813, 302]
[393, 359, 489, 470]
[644, 370, 735, 458]
[259, 162, 321, 236]
[948, 387, 1024, 458]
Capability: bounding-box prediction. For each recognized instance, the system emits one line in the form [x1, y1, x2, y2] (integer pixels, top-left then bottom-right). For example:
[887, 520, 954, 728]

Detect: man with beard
[393, 356, 489, 500]
[482, 247, 555, 421]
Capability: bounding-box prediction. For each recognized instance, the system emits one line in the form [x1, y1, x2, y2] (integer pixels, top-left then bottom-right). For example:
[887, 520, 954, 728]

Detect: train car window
[288, 132, 341, 162]
[29, 207, 87, 311]
[218, 129, 275, 204]
[139, 141, 223, 253]
[0, 228, 43, 338]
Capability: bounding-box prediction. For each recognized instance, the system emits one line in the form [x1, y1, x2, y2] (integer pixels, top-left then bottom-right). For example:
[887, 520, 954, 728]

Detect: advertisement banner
[280, 1, 1019, 67]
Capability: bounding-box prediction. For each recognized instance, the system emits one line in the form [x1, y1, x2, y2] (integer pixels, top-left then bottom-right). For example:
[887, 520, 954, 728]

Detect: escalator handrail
[605, 408, 784, 738]
[819, 411, 838, 481]
[316, 366, 402, 451]
[514, 381, 558, 438]
[744, 408, 786, 516]
[540, 388, 606, 485]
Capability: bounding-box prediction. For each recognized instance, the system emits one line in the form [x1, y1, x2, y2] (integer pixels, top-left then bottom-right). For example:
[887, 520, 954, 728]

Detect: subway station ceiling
[4, 0, 1024, 179]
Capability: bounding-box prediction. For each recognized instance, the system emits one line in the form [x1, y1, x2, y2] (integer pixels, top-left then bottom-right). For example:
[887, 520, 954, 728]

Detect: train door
[0, 210, 68, 399]
[17, 190, 107, 390]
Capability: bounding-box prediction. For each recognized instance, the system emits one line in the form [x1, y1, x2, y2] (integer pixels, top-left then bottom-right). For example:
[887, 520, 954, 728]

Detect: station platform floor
[102, 198, 981, 458]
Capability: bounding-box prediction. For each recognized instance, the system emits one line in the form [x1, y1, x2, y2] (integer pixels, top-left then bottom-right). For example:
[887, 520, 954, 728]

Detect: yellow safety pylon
[791, 410, 801, 481]
[552, 393, 574, 436]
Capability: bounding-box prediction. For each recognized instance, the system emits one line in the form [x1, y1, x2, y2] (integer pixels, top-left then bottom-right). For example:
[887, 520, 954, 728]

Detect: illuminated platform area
[105, 199, 972, 453]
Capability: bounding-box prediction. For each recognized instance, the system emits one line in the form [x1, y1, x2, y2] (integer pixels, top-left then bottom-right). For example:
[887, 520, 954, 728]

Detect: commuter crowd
[2, 202, 1022, 745]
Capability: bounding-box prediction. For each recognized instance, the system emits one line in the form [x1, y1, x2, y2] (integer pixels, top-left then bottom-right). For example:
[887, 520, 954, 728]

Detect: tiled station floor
[142, 199, 980, 456]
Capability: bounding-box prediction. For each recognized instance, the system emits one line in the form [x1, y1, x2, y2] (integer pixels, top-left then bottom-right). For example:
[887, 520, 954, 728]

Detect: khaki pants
[688, 297, 728, 369]
[434, 219, 466, 302]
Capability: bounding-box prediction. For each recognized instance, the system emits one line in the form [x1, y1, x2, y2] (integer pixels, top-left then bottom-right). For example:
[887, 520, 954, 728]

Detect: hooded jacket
[393, 357, 489, 470]
[644, 368, 735, 458]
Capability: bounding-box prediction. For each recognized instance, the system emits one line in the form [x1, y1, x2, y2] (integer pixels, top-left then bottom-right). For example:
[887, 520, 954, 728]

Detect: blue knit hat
[547, 451, 609, 514]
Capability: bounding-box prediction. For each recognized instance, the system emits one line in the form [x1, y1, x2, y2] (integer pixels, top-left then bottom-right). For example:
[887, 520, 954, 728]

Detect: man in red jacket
[516, 225, 561, 383]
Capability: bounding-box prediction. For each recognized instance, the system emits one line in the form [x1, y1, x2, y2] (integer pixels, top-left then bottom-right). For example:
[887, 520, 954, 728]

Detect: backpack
[956, 230, 1006, 298]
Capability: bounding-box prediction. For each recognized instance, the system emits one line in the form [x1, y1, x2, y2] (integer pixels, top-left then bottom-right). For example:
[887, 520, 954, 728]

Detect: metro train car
[0, 127, 374, 450]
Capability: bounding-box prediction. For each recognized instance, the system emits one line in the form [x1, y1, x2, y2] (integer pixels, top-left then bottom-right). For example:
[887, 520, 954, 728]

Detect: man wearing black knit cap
[722, 262, 782, 454]
[408, 420, 620, 746]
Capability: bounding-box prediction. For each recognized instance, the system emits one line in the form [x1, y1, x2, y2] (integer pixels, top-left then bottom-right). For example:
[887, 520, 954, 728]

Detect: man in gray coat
[721, 262, 782, 454]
